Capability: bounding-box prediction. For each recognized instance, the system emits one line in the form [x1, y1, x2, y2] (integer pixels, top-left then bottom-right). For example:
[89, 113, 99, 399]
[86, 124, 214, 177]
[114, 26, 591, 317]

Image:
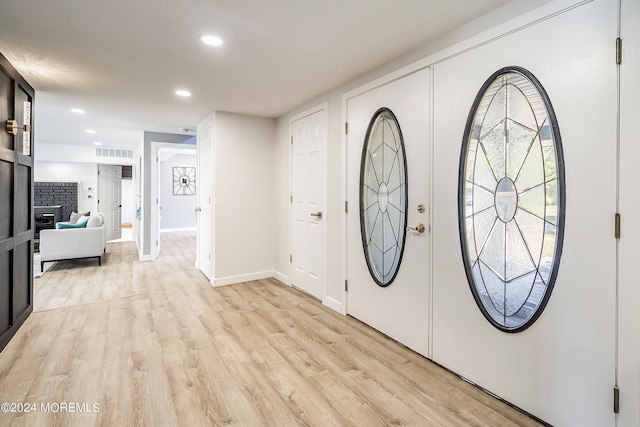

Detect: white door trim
[618, 0, 640, 424]
[150, 141, 197, 260]
[196, 114, 215, 282]
[289, 102, 329, 304]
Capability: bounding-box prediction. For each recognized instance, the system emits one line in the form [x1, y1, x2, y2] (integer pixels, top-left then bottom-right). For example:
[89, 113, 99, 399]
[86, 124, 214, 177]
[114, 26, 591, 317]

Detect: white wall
[36, 160, 138, 229]
[34, 161, 97, 214]
[121, 179, 134, 225]
[213, 111, 276, 284]
[35, 142, 136, 165]
[159, 153, 197, 230]
[35, 140, 140, 232]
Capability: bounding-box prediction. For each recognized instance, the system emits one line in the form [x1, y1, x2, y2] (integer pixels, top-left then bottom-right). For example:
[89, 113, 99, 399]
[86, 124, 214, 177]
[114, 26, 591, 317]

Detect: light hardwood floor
[0, 232, 541, 426]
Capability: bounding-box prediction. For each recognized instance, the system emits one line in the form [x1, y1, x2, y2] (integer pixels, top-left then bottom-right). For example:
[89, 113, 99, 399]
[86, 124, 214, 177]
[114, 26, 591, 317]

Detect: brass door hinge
[345, 122, 349, 135]
[345, 279, 348, 291]
[345, 201, 348, 213]
[614, 386, 620, 414]
[616, 38, 622, 65]
[615, 213, 621, 239]
[289, 254, 292, 263]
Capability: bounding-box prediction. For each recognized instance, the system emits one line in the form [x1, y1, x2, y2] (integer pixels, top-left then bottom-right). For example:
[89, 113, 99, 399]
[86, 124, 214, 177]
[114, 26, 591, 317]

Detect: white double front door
[345, 1, 618, 425]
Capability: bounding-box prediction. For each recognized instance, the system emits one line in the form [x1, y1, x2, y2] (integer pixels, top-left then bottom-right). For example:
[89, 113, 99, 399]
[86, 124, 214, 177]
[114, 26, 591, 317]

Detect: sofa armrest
[40, 227, 105, 262]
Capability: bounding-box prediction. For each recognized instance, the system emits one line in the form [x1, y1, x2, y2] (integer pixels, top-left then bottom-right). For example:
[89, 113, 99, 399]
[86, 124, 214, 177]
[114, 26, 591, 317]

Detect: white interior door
[196, 122, 213, 279]
[291, 107, 326, 300]
[431, 1, 617, 425]
[98, 164, 122, 242]
[346, 68, 430, 356]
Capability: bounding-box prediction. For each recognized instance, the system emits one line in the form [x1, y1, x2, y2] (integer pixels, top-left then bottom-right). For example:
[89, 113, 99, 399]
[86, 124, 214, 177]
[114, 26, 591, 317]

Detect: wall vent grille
[96, 148, 134, 158]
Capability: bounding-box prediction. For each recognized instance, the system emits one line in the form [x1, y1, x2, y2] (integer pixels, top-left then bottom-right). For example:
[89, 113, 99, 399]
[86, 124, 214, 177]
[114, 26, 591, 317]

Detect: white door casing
[346, 68, 431, 357]
[98, 164, 122, 242]
[618, 0, 640, 424]
[155, 153, 161, 257]
[196, 119, 213, 280]
[431, 1, 616, 425]
[291, 106, 327, 300]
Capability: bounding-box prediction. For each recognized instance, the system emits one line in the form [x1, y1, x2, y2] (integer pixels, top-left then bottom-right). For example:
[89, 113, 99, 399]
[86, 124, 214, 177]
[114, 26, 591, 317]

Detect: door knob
[407, 223, 425, 233]
[310, 211, 323, 219]
[195, 207, 202, 213]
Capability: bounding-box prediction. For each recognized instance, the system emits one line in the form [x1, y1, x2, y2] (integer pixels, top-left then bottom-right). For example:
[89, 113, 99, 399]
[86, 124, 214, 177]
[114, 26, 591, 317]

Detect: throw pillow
[57, 215, 90, 229]
[69, 211, 91, 224]
[86, 214, 104, 228]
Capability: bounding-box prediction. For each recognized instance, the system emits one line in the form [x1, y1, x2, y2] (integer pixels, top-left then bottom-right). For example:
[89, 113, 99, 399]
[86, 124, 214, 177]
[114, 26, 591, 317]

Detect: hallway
[0, 232, 538, 426]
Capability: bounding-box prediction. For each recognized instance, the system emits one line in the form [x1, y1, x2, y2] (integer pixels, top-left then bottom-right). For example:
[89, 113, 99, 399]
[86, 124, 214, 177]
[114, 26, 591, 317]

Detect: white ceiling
[0, 0, 516, 149]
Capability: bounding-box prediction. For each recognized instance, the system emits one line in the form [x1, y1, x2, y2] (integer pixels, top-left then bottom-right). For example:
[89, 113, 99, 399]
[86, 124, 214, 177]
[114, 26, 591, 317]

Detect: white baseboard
[160, 227, 196, 233]
[139, 253, 156, 261]
[272, 270, 289, 285]
[212, 270, 275, 287]
[210, 269, 345, 315]
[323, 296, 344, 314]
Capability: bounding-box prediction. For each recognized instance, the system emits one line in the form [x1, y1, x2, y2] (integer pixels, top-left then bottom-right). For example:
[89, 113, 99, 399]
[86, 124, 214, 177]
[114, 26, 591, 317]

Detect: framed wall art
[173, 167, 196, 195]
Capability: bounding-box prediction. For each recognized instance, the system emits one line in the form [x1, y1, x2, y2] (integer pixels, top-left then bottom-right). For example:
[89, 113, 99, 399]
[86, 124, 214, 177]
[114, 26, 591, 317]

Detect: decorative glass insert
[459, 67, 565, 332]
[360, 108, 407, 287]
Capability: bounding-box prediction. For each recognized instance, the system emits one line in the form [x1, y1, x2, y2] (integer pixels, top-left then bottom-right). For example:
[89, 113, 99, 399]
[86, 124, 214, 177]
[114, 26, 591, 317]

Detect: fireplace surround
[34, 205, 62, 252]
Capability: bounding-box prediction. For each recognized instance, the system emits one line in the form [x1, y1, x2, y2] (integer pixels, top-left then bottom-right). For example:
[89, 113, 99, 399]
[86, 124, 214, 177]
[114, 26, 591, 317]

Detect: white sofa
[39, 213, 107, 272]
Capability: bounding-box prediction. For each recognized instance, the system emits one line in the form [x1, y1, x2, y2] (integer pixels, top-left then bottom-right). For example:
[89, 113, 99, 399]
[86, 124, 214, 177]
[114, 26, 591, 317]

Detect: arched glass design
[459, 67, 565, 332]
[360, 108, 407, 287]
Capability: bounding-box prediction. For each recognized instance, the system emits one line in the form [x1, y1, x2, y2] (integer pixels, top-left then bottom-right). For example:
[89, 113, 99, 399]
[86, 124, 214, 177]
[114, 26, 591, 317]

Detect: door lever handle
[407, 223, 425, 233]
[310, 212, 323, 219]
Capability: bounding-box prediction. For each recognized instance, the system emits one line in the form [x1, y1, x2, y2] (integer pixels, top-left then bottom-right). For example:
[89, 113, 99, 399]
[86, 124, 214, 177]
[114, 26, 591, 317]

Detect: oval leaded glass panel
[360, 108, 407, 287]
[459, 67, 565, 332]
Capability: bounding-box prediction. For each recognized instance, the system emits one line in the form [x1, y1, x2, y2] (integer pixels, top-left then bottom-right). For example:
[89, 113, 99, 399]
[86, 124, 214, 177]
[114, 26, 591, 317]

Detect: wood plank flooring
[0, 231, 541, 426]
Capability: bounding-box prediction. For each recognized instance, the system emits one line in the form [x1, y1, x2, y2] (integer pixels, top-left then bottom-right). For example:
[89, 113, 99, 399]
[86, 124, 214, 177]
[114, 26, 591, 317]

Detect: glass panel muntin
[360, 108, 407, 287]
[460, 67, 564, 332]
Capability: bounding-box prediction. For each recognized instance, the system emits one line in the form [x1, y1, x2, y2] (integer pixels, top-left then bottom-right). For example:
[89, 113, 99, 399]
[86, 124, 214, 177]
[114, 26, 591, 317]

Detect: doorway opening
[151, 144, 197, 258]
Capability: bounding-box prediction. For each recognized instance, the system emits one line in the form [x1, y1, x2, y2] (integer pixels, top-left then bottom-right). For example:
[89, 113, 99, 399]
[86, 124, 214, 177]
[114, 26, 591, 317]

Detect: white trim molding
[212, 270, 276, 287]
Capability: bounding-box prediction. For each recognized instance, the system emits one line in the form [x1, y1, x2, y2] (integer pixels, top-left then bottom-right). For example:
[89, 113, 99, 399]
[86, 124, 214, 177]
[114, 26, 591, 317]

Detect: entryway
[343, 1, 618, 425]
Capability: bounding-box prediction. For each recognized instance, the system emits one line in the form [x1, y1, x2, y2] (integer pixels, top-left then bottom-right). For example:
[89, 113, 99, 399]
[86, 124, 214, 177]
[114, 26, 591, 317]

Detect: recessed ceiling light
[175, 90, 191, 97]
[93, 142, 102, 146]
[70, 108, 85, 114]
[200, 34, 223, 47]
[85, 129, 96, 134]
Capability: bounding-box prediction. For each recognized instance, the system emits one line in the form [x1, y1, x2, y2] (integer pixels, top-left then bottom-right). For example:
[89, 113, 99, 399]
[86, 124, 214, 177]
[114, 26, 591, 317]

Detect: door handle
[407, 223, 425, 233]
[310, 212, 323, 220]
[195, 207, 202, 213]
